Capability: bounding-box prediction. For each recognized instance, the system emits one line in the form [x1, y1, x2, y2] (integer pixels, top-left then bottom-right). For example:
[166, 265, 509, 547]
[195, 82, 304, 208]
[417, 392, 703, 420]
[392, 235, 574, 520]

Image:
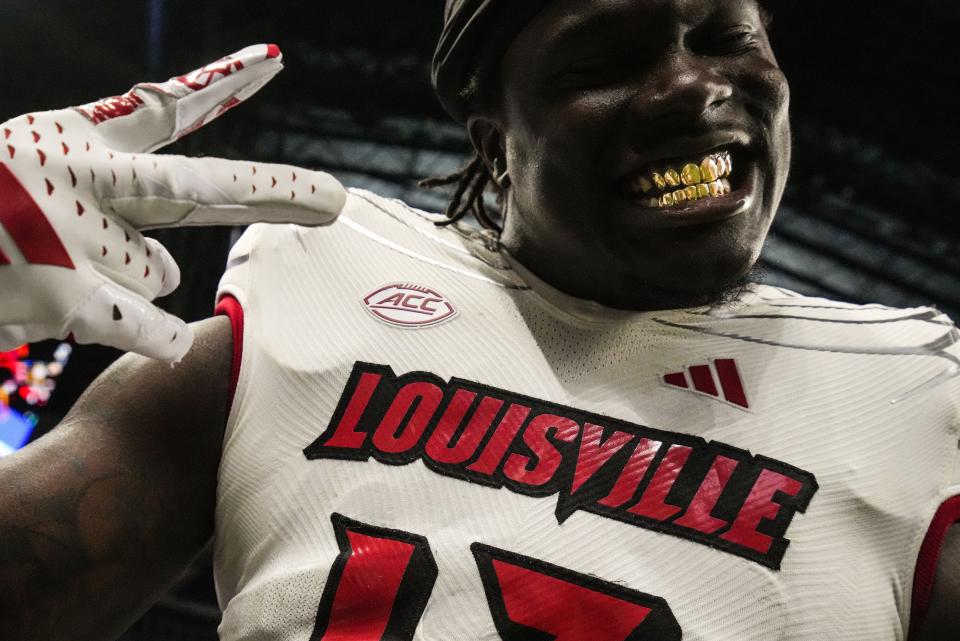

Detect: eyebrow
[539, 9, 636, 58]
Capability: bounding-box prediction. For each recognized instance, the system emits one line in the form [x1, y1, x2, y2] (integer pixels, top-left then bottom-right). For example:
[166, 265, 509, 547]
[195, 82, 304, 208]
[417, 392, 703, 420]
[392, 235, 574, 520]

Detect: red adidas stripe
[715, 359, 748, 408]
[664, 360, 750, 409]
[0, 163, 74, 269]
[663, 372, 687, 389]
[689, 364, 718, 396]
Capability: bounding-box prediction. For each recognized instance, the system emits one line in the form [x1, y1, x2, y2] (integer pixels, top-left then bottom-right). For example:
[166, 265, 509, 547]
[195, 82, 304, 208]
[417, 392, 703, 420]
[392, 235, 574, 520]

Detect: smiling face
[469, 0, 791, 310]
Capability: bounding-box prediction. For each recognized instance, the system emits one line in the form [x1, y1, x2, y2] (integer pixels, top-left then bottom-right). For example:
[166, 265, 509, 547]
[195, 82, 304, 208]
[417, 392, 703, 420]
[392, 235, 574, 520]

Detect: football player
[0, 1, 957, 640]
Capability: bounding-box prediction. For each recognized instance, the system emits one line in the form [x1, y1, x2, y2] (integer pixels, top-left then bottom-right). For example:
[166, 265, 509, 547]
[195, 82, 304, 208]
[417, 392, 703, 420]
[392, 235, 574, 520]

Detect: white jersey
[213, 188, 960, 641]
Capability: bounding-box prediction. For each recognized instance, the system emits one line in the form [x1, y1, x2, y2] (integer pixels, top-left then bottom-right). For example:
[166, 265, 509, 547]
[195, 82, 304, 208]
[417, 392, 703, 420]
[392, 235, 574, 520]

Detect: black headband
[432, 0, 552, 124]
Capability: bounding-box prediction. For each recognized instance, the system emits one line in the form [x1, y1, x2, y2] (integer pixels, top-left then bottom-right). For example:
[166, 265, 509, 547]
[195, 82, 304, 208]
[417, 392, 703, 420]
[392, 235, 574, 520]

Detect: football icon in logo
[363, 283, 457, 328]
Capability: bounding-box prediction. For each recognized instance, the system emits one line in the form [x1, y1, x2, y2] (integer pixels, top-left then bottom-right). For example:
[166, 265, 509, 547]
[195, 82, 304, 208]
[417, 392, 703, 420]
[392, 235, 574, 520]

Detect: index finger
[75, 44, 283, 154]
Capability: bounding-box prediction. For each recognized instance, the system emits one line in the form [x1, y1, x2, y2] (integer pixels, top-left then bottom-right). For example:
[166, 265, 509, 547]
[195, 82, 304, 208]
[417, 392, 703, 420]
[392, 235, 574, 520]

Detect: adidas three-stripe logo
[663, 358, 750, 409]
[0, 163, 74, 269]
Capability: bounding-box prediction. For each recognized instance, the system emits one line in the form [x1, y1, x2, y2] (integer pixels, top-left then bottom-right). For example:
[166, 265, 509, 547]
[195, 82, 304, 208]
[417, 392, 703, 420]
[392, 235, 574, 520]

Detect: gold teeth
[630, 151, 733, 196]
[664, 169, 681, 188]
[680, 163, 701, 186]
[654, 178, 731, 208]
[700, 157, 719, 183]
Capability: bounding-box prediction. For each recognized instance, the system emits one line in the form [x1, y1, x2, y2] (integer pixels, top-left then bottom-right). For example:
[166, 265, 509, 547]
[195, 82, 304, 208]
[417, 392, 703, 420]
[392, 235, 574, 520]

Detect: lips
[611, 142, 760, 228]
[615, 129, 753, 192]
[622, 149, 735, 207]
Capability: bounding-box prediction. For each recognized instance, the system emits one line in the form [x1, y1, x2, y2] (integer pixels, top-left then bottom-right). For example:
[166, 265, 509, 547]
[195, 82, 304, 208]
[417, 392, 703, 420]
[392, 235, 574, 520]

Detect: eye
[705, 27, 760, 56]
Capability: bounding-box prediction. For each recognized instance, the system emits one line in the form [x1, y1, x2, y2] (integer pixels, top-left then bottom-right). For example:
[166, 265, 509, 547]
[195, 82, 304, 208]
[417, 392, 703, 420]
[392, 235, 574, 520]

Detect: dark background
[1, 1, 958, 638]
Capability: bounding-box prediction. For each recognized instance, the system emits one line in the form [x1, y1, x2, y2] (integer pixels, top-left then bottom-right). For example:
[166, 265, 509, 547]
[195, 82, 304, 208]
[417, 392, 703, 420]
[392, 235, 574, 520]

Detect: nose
[630, 53, 734, 124]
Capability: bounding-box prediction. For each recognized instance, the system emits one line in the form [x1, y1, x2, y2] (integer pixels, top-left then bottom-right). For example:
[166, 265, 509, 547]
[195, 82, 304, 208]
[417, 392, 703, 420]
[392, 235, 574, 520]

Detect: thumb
[76, 44, 283, 154]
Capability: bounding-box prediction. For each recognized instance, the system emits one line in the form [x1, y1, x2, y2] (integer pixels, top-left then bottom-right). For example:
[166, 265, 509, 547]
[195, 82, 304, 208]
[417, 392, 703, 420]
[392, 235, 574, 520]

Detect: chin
[619, 239, 763, 310]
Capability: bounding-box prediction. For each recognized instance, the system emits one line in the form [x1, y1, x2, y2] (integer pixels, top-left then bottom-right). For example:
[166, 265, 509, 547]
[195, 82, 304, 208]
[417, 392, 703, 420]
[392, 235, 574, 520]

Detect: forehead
[548, 0, 714, 29]
[511, 0, 763, 56]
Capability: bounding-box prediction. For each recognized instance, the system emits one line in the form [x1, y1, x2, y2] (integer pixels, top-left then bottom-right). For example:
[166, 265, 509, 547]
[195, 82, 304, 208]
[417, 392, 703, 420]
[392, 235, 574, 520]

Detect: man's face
[480, 0, 791, 309]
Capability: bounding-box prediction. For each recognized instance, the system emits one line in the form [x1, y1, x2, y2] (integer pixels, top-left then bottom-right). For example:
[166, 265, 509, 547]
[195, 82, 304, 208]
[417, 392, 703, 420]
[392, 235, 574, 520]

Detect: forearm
[0, 418, 212, 640]
[0, 318, 230, 640]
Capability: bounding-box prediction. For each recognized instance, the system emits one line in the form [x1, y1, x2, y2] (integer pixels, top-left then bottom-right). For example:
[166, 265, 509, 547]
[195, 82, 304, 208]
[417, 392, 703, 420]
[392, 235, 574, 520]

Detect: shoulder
[734, 285, 954, 332]
[228, 188, 456, 253]
[221, 188, 522, 295]
[723, 283, 960, 381]
[688, 285, 960, 419]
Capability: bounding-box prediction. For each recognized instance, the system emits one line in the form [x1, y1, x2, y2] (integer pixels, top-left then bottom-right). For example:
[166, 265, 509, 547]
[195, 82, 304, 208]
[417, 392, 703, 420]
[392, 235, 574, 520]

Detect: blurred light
[3, 345, 61, 407]
[1, 341, 73, 443]
[0, 405, 34, 457]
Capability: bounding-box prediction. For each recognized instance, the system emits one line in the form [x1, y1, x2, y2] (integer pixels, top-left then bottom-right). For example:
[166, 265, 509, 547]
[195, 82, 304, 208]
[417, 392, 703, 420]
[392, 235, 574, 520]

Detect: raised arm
[0, 44, 346, 640]
[0, 316, 232, 641]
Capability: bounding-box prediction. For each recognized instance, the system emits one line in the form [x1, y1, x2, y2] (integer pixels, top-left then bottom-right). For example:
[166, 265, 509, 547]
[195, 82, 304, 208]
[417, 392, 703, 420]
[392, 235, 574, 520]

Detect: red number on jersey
[309, 513, 438, 641]
[310, 514, 682, 641]
[472, 543, 681, 641]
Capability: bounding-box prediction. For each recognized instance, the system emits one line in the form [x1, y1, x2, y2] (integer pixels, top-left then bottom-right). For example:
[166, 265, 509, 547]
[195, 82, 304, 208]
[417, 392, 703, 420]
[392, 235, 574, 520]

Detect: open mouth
[618, 145, 752, 209]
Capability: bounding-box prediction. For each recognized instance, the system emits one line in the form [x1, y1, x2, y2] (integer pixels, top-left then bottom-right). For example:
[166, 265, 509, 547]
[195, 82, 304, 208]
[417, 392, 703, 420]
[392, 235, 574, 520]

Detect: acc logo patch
[363, 283, 457, 328]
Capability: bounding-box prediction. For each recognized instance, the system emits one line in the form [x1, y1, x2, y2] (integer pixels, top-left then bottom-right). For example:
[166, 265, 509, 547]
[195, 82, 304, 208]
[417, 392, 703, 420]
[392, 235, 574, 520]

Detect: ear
[467, 114, 510, 188]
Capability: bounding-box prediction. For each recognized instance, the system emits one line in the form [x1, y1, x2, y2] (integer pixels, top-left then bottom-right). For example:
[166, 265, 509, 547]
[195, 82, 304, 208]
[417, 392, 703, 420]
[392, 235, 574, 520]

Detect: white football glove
[0, 44, 346, 362]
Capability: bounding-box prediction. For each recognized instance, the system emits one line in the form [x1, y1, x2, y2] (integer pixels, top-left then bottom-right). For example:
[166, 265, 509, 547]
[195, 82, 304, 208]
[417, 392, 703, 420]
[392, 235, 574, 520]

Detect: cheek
[767, 69, 792, 156]
[766, 66, 791, 116]
[764, 70, 792, 201]
[507, 87, 622, 163]
[506, 96, 620, 202]
[760, 67, 792, 158]
[738, 62, 792, 198]
[739, 60, 790, 128]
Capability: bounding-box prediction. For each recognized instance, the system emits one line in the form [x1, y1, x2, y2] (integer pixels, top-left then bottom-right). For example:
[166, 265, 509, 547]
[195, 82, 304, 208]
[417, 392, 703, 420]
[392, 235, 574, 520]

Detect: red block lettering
[628, 444, 693, 521]
[372, 382, 443, 454]
[503, 414, 579, 487]
[307, 363, 818, 570]
[571, 423, 635, 494]
[721, 468, 804, 554]
[320, 371, 382, 450]
[674, 455, 739, 534]
[467, 404, 532, 476]
[598, 438, 663, 508]
[425, 392, 503, 465]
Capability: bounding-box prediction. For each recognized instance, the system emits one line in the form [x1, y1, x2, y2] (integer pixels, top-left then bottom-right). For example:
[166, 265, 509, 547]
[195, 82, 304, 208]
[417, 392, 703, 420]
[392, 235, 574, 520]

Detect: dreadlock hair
[419, 63, 507, 232]
[418, 153, 505, 232]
